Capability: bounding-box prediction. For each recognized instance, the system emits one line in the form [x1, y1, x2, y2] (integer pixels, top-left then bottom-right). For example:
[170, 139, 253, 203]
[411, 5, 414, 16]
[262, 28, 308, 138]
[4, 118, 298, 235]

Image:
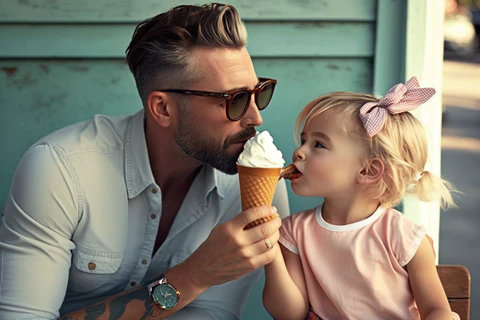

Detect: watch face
[152, 283, 179, 309]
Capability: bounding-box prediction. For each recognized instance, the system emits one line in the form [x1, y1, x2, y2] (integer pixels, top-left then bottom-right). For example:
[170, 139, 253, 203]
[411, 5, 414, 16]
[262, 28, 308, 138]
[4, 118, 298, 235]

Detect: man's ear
[358, 157, 385, 185]
[147, 91, 173, 127]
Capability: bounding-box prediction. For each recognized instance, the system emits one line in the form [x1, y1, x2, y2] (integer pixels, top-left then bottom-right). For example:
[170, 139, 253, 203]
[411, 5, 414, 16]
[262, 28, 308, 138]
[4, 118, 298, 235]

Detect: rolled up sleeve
[0, 144, 78, 319]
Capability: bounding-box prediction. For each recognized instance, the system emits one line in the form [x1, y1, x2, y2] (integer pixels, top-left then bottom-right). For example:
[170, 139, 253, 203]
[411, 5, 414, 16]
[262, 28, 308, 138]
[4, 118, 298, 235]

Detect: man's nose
[240, 97, 263, 127]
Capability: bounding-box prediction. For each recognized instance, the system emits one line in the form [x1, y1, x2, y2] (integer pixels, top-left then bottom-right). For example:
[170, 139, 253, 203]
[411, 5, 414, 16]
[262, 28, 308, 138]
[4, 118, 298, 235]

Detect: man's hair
[294, 92, 456, 209]
[125, 3, 247, 104]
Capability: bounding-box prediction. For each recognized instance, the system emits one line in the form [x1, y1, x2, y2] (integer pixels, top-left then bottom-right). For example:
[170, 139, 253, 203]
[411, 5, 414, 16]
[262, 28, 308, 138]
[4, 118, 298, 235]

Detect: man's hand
[181, 205, 281, 291]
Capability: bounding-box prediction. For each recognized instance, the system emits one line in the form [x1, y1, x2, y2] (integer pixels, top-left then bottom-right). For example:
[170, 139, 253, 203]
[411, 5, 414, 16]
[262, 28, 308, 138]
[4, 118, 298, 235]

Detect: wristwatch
[147, 274, 180, 310]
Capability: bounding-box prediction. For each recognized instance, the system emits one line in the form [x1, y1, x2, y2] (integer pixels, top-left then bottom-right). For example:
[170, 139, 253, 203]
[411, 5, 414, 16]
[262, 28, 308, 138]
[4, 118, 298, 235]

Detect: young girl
[263, 77, 458, 320]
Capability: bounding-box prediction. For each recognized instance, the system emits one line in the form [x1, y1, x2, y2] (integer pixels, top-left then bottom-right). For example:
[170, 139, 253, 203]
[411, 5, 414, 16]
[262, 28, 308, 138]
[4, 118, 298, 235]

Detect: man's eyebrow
[226, 85, 249, 92]
[226, 78, 261, 92]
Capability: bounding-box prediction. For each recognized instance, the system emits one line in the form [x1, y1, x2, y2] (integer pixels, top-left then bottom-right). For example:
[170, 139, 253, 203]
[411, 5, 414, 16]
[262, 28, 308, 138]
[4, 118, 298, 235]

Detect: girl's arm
[263, 243, 309, 320]
[406, 236, 452, 320]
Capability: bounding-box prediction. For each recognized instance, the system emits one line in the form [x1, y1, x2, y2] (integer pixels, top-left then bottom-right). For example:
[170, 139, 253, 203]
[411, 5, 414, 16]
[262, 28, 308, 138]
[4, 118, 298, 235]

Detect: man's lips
[228, 128, 256, 144]
[231, 134, 255, 146]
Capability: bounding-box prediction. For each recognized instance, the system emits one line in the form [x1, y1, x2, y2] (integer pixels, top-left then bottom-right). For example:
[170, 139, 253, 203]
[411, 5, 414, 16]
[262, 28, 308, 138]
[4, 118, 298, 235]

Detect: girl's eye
[314, 141, 326, 148]
[300, 139, 306, 145]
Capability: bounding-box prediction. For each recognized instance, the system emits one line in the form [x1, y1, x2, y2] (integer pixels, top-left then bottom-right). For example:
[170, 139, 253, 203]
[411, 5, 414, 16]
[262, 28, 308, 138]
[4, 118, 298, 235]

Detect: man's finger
[231, 205, 277, 229]
[240, 231, 280, 258]
[248, 241, 280, 268]
[243, 214, 282, 245]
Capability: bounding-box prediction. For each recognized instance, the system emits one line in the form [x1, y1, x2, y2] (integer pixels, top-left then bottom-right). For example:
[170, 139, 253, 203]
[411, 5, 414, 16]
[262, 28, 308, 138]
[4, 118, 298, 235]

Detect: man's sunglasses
[161, 77, 277, 121]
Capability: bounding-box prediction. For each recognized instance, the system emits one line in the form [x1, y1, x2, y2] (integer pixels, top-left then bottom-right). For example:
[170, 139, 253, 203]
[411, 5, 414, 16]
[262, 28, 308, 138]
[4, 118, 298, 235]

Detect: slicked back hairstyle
[125, 3, 247, 104]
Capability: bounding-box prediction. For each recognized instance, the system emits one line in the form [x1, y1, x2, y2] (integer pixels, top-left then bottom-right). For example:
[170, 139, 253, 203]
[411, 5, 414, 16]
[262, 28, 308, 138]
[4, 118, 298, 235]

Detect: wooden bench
[437, 265, 471, 320]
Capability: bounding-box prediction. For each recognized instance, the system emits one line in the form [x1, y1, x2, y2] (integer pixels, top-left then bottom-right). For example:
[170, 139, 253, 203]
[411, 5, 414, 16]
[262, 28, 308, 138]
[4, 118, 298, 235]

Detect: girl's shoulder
[378, 208, 428, 266]
[282, 206, 319, 228]
[280, 206, 319, 244]
[379, 207, 424, 229]
[375, 207, 426, 240]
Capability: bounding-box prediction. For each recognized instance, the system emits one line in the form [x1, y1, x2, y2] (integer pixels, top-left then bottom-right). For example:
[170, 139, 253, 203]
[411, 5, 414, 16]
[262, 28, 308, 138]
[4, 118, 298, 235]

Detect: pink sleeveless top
[279, 205, 427, 320]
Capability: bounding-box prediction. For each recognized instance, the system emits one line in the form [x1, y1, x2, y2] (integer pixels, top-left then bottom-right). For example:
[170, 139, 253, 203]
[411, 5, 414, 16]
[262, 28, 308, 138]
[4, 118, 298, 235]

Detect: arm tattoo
[108, 287, 164, 320]
[59, 287, 165, 320]
[85, 303, 106, 320]
[140, 300, 158, 320]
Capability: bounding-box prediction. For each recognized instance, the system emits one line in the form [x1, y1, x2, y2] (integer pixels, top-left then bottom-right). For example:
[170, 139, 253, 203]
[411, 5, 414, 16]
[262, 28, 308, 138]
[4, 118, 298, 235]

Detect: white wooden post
[403, 0, 445, 263]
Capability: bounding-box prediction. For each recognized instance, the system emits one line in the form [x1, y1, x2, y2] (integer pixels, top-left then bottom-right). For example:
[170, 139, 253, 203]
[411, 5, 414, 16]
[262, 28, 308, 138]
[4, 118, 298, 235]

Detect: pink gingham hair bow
[359, 77, 436, 137]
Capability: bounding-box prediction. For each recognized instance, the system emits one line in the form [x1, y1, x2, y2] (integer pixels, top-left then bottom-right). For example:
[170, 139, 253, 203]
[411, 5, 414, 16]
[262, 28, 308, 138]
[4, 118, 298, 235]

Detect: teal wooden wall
[0, 0, 407, 318]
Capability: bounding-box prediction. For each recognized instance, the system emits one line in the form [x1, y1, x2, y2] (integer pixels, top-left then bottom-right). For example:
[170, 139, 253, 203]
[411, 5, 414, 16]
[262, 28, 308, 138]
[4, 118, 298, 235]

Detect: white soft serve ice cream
[237, 131, 285, 168]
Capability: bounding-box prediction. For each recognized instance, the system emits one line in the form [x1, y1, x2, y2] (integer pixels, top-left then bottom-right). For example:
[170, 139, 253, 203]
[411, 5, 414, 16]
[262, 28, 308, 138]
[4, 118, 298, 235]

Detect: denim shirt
[0, 109, 290, 320]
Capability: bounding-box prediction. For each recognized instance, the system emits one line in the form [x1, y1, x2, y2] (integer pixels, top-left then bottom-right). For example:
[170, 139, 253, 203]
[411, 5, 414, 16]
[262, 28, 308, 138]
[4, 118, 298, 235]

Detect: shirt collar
[124, 109, 155, 199]
[124, 109, 225, 200]
[315, 204, 386, 232]
[205, 165, 226, 200]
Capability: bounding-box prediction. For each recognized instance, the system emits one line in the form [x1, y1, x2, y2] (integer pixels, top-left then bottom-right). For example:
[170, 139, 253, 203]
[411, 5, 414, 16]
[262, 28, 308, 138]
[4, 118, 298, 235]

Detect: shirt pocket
[67, 245, 124, 295]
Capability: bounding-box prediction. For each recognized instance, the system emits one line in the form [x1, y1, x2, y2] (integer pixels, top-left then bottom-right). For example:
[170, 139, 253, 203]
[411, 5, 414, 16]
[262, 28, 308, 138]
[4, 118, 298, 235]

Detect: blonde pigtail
[414, 171, 457, 209]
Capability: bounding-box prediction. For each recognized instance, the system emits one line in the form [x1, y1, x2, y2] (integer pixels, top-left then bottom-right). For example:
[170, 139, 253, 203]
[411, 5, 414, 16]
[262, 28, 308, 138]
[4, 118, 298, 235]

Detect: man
[0, 3, 289, 319]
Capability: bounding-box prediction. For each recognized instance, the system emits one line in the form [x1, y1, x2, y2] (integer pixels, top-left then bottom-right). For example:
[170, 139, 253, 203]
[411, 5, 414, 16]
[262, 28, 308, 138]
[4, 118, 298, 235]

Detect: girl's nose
[293, 147, 305, 161]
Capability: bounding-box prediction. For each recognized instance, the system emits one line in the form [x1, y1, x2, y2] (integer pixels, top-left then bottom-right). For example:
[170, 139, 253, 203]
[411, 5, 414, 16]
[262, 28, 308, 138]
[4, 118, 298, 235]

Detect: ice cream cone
[237, 165, 281, 230]
[244, 215, 278, 229]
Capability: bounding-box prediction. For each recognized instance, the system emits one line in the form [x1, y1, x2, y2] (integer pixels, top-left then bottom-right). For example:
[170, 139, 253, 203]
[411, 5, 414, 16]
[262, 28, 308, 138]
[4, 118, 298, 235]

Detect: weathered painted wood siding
[0, 0, 424, 319]
[0, 0, 381, 217]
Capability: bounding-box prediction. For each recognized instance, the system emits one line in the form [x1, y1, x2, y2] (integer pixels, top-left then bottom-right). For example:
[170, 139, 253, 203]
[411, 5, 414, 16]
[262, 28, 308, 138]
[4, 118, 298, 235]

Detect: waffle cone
[237, 165, 281, 229]
[244, 215, 277, 230]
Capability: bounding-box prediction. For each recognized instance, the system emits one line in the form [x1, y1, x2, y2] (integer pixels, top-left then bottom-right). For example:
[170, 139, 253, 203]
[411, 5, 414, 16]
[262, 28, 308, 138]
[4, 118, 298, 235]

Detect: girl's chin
[291, 183, 323, 198]
[290, 182, 305, 194]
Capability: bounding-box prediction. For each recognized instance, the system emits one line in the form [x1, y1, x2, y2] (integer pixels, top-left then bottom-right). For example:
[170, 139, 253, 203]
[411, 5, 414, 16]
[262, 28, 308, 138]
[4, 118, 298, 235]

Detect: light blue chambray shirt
[0, 109, 290, 320]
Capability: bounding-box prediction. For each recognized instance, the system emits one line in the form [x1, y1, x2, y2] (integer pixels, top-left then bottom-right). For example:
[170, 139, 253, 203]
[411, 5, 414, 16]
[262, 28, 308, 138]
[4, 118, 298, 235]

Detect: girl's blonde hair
[294, 92, 456, 209]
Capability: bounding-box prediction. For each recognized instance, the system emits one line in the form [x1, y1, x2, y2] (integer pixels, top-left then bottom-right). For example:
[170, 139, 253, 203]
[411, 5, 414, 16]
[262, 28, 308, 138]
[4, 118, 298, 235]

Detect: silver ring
[264, 238, 273, 250]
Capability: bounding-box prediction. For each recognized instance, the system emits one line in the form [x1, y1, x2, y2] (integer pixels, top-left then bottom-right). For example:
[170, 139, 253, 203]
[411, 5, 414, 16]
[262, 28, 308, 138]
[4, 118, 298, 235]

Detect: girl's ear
[146, 91, 173, 127]
[358, 158, 385, 185]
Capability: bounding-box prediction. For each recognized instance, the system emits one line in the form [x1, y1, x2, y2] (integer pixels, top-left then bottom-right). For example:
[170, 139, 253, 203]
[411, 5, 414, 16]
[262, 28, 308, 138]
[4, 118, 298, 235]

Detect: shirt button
[88, 262, 96, 270]
[130, 281, 136, 286]
[141, 259, 148, 265]
[151, 213, 157, 219]
[151, 188, 158, 194]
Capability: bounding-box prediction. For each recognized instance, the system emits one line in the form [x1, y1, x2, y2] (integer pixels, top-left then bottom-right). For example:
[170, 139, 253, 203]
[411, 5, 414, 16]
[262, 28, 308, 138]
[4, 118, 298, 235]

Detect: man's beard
[175, 113, 256, 174]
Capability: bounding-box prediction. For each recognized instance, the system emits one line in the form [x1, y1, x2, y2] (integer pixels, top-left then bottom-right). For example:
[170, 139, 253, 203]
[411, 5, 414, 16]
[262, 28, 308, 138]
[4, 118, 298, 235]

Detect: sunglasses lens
[256, 82, 275, 110]
[229, 91, 250, 120]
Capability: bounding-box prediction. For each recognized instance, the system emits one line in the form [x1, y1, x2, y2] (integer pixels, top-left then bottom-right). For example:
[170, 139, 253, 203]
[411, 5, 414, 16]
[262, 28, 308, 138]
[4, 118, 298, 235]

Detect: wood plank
[437, 265, 471, 298]
[372, 0, 406, 96]
[437, 265, 471, 320]
[0, 22, 374, 58]
[0, 0, 376, 23]
[448, 299, 470, 320]
[248, 22, 373, 57]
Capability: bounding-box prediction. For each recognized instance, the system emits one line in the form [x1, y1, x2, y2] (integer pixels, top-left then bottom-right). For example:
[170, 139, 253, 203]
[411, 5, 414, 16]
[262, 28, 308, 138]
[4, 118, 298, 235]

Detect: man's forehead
[189, 47, 257, 90]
